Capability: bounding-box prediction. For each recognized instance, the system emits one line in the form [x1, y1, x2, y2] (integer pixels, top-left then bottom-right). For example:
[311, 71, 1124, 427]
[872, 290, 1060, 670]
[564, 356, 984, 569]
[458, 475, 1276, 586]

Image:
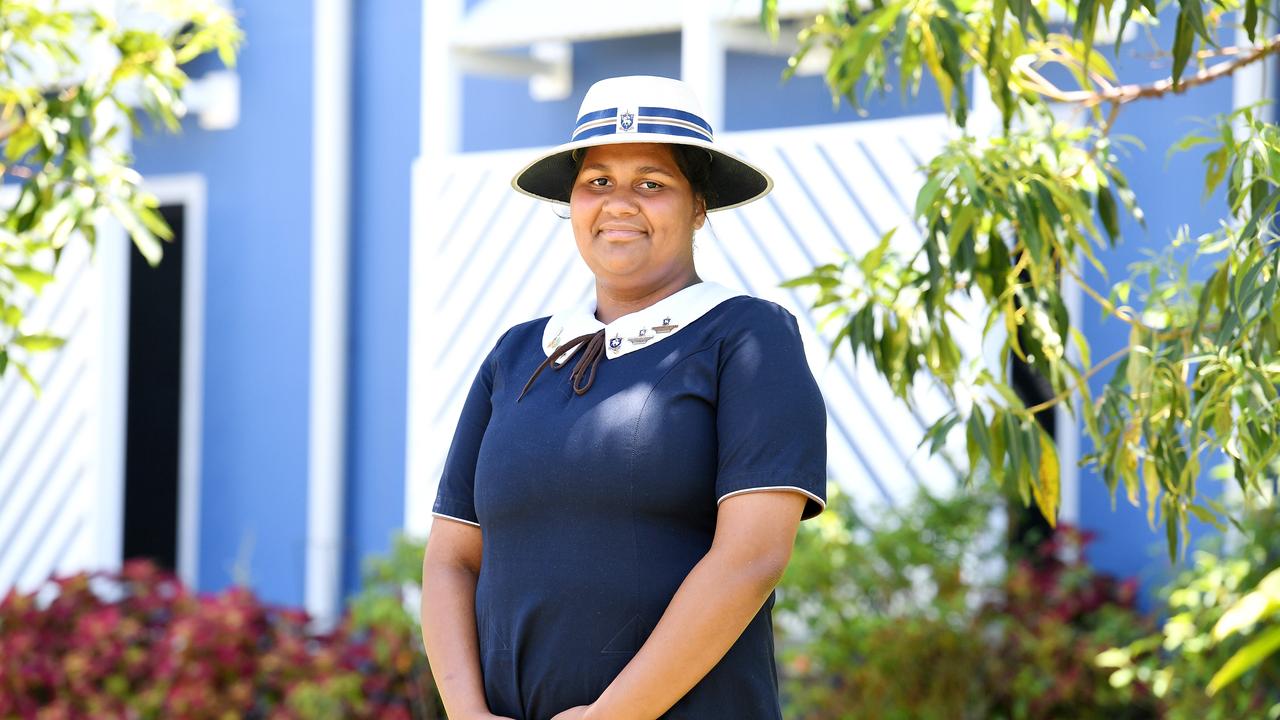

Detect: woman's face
[569, 143, 705, 292]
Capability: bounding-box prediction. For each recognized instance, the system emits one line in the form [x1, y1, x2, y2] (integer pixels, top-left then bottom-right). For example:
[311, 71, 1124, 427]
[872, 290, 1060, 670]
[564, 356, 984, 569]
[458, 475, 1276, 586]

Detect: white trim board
[307, 0, 354, 630]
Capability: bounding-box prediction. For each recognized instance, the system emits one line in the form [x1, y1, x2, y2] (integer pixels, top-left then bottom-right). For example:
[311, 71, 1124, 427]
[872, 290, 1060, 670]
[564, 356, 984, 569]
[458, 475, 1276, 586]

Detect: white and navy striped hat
[512, 75, 773, 212]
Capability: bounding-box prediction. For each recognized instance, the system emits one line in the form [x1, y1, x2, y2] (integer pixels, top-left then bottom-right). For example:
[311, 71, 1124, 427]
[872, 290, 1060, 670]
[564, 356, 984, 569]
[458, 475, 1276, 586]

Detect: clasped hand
[469, 704, 593, 720]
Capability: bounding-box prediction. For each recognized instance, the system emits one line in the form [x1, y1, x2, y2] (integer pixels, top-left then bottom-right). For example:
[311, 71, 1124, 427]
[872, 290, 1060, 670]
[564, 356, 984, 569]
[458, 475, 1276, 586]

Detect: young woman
[421, 75, 827, 720]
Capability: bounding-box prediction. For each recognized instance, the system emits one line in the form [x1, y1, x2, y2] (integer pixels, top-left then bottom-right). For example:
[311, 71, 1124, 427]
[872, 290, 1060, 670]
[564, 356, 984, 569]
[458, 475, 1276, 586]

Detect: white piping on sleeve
[431, 512, 482, 528]
[716, 485, 826, 511]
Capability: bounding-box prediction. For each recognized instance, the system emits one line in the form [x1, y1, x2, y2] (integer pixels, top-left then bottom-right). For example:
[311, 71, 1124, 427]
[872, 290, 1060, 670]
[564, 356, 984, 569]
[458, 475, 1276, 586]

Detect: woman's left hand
[548, 705, 593, 720]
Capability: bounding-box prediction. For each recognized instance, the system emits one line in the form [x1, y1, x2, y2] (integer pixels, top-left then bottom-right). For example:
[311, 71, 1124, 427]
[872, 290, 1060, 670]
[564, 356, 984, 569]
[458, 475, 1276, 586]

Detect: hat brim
[511, 133, 773, 213]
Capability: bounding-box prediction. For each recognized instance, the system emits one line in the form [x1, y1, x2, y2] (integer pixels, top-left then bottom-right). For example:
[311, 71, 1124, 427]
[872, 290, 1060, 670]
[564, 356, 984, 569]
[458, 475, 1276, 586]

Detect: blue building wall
[724, 52, 947, 130]
[342, 1, 422, 595]
[133, 0, 314, 606]
[132, 0, 424, 603]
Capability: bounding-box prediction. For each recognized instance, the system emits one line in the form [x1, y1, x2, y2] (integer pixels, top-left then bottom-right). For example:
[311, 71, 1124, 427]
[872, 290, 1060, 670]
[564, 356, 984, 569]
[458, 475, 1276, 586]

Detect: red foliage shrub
[979, 524, 1157, 719]
[0, 561, 436, 719]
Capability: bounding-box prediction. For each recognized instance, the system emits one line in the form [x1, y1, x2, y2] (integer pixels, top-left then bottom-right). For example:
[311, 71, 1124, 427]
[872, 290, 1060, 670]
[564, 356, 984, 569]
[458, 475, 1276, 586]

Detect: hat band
[571, 106, 714, 143]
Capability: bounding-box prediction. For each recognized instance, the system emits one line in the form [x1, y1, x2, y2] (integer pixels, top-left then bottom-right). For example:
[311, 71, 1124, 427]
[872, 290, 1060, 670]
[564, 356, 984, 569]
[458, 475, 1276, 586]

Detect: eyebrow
[582, 163, 678, 178]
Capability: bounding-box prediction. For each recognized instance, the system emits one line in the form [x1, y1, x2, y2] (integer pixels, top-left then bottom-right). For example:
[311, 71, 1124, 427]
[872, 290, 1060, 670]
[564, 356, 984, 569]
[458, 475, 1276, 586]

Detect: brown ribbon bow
[518, 329, 608, 401]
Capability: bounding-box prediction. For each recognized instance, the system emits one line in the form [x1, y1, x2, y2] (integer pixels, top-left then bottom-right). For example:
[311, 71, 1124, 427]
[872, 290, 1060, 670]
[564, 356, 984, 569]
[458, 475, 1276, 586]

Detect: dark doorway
[122, 204, 185, 572]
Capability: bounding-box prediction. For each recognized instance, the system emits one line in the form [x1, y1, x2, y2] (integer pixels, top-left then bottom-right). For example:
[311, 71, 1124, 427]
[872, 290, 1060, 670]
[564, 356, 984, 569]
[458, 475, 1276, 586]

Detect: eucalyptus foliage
[0, 0, 241, 389]
[762, 0, 1280, 689]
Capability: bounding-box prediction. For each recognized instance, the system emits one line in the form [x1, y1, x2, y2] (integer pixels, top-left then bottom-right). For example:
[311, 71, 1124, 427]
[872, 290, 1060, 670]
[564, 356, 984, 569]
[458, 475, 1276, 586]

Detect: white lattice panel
[0, 240, 103, 594]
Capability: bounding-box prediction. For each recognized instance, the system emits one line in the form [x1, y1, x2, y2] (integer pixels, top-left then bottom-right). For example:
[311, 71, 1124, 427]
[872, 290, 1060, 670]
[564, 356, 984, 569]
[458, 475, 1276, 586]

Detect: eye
[638, 180, 662, 190]
[587, 177, 611, 187]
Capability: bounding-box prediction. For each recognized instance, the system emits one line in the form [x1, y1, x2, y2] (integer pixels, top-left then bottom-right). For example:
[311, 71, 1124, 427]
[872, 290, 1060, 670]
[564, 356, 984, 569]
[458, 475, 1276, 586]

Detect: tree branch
[1073, 33, 1280, 107]
[1061, 262, 1201, 343]
[1009, 34, 1280, 108]
[1025, 345, 1129, 416]
[1061, 261, 1145, 330]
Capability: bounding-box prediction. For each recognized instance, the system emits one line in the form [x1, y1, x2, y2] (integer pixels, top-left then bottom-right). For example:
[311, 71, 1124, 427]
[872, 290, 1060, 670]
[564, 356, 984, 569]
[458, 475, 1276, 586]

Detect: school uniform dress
[431, 281, 827, 720]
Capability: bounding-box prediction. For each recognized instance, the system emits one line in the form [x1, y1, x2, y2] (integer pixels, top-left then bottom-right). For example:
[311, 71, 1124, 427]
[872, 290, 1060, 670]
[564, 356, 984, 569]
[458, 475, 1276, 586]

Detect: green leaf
[1096, 184, 1120, 244]
[928, 16, 969, 127]
[990, 410, 1008, 488]
[1238, 187, 1280, 245]
[1007, 0, 1048, 35]
[915, 176, 944, 219]
[1114, 0, 1144, 54]
[13, 334, 65, 352]
[1214, 567, 1280, 640]
[1186, 502, 1226, 533]
[9, 265, 56, 293]
[1142, 458, 1160, 529]
[1033, 429, 1059, 528]
[760, 0, 780, 40]
[1207, 626, 1280, 695]
[920, 412, 961, 456]
[108, 200, 164, 266]
[4, 126, 41, 163]
[13, 360, 39, 397]
[1074, 0, 1099, 75]
[1170, 5, 1195, 89]
[137, 204, 174, 241]
[965, 408, 991, 485]
[1202, 147, 1228, 201]
[1167, 131, 1213, 156]
[1244, 0, 1259, 43]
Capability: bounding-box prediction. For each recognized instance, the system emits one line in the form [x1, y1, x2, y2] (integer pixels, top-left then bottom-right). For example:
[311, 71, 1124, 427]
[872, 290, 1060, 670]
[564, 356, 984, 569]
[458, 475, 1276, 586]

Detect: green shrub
[1099, 506, 1280, 720]
[776, 487, 1156, 719]
[347, 532, 443, 720]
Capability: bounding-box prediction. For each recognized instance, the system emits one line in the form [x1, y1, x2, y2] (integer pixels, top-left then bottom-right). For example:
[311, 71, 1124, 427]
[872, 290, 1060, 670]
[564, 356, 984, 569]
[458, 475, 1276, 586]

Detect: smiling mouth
[598, 228, 647, 241]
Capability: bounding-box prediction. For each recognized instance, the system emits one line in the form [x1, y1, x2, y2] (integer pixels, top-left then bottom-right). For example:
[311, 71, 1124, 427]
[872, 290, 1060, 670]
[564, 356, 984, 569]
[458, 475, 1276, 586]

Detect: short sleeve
[715, 304, 827, 520]
[431, 333, 506, 527]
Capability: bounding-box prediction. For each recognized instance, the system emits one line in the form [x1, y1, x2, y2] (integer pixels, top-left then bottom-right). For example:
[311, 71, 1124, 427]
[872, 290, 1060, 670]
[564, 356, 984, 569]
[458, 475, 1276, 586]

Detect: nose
[601, 188, 640, 217]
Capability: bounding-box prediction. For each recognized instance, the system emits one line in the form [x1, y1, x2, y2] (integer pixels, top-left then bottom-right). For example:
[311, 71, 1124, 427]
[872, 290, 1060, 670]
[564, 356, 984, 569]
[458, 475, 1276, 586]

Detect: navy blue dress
[432, 292, 827, 720]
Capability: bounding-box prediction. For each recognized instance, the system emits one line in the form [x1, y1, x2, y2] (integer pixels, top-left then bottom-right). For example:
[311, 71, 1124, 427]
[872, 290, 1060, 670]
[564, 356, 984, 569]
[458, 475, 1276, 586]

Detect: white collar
[542, 281, 745, 361]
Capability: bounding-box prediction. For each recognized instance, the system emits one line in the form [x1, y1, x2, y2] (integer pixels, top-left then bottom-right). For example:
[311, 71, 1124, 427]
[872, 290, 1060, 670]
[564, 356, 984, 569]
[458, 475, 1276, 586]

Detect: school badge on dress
[609, 334, 623, 350]
[627, 328, 652, 345]
[652, 317, 678, 334]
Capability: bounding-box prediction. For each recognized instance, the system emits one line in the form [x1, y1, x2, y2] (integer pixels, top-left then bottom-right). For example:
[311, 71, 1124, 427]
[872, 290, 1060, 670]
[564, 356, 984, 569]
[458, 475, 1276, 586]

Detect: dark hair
[568, 144, 717, 211]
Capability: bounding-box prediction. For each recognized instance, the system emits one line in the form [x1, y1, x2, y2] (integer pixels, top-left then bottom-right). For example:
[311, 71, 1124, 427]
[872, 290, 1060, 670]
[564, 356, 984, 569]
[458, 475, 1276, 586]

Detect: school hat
[511, 75, 773, 212]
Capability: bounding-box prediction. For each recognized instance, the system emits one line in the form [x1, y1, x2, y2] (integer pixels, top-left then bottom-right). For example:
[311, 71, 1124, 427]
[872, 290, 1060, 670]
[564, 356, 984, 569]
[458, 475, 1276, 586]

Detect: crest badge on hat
[619, 109, 636, 132]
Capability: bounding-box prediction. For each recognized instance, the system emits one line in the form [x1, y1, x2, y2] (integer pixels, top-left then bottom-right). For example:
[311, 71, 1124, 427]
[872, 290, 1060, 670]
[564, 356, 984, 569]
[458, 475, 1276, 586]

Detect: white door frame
[138, 173, 208, 589]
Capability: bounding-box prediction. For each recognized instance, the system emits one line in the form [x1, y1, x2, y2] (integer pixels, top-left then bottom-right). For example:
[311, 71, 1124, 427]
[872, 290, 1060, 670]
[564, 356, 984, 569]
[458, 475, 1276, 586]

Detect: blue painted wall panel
[724, 52, 947, 130]
[463, 35, 683, 152]
[343, 1, 421, 594]
[132, 0, 313, 606]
